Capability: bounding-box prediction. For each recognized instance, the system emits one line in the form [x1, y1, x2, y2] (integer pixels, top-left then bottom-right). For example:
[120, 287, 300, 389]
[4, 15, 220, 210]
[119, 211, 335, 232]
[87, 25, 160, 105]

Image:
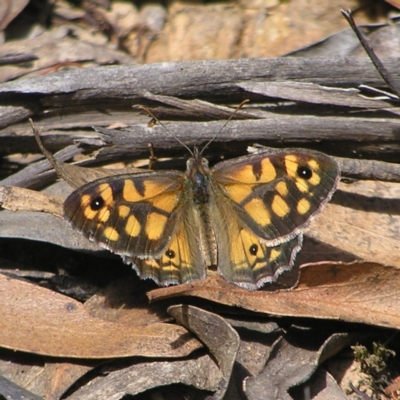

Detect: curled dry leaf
[149, 261, 400, 330]
[168, 304, 241, 400]
[0, 274, 201, 359]
[67, 354, 222, 400]
[41, 362, 98, 400]
[244, 328, 353, 400]
[0, 208, 102, 252]
[292, 369, 348, 400]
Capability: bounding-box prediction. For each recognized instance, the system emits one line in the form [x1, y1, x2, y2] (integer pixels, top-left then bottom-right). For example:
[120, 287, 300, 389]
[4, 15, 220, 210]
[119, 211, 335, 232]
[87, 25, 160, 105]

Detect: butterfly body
[64, 146, 339, 290]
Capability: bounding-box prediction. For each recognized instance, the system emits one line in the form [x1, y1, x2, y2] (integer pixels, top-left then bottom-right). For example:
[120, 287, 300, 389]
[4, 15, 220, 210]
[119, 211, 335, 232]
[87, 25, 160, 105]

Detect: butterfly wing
[209, 188, 303, 289]
[64, 171, 182, 257]
[129, 204, 207, 285]
[212, 148, 339, 245]
[63, 170, 206, 285]
[210, 148, 339, 288]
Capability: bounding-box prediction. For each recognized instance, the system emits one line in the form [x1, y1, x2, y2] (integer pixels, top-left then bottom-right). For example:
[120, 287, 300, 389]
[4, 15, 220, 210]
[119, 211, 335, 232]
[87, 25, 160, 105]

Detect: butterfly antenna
[199, 99, 249, 156]
[138, 105, 193, 157]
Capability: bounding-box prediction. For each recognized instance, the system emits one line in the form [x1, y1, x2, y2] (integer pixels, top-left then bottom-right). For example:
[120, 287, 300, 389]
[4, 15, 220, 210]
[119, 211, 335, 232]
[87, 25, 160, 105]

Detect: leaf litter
[1, 2, 400, 399]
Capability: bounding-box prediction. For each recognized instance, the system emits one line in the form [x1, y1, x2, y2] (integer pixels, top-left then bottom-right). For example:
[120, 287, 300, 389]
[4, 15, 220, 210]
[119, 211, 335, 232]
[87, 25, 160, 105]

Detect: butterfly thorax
[184, 148, 217, 267]
[186, 150, 211, 206]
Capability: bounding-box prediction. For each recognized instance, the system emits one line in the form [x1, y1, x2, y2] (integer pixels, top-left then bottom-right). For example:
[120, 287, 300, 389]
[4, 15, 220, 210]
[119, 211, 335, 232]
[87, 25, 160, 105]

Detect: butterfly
[62, 144, 340, 290]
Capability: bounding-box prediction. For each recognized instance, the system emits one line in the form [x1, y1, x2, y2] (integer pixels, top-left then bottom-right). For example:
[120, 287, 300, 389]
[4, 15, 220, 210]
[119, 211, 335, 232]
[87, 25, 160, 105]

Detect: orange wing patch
[243, 198, 271, 227]
[145, 213, 168, 240]
[122, 179, 175, 202]
[132, 221, 205, 285]
[125, 214, 141, 237]
[222, 158, 277, 184]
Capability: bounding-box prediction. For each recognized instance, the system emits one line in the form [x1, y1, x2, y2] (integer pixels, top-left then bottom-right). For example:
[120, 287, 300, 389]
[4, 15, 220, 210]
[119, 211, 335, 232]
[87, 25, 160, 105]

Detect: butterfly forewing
[63, 171, 184, 258]
[212, 148, 339, 245]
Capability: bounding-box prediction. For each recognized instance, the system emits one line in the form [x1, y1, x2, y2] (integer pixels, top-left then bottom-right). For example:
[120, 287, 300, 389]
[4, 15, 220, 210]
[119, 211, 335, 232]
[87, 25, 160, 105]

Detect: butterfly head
[186, 146, 210, 178]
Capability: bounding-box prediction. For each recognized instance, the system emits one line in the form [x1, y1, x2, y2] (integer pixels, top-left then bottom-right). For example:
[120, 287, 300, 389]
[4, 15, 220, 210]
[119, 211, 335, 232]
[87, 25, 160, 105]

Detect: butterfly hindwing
[209, 187, 302, 289]
[225, 230, 303, 290]
[129, 206, 207, 285]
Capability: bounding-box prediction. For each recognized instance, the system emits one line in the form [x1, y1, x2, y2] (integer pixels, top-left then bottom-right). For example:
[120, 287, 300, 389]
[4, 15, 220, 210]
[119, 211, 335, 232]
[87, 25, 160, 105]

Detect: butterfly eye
[297, 166, 313, 180]
[166, 249, 175, 259]
[90, 196, 105, 211]
[249, 244, 258, 256]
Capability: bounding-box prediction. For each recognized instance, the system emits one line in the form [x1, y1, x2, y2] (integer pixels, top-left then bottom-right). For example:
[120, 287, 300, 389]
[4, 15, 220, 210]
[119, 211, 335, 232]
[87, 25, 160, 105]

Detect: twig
[341, 9, 400, 99]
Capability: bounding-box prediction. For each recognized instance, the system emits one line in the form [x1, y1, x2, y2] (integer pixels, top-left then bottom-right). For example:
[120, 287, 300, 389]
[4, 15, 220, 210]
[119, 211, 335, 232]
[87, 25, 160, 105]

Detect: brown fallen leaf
[84, 276, 173, 326]
[234, 329, 277, 378]
[0, 28, 135, 82]
[0, 274, 201, 358]
[306, 180, 400, 267]
[42, 361, 97, 400]
[149, 261, 400, 330]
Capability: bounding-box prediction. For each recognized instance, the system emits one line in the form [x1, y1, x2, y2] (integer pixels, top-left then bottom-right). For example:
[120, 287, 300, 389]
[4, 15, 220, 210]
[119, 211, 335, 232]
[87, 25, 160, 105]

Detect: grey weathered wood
[0, 57, 399, 185]
[1, 58, 399, 100]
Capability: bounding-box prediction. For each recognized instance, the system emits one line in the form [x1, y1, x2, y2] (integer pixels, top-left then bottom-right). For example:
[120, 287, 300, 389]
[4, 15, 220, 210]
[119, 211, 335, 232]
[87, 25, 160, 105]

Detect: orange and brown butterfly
[63, 141, 340, 290]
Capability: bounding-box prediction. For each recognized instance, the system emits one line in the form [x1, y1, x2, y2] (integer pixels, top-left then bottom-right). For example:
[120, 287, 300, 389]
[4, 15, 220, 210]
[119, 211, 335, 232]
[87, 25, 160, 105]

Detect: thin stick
[341, 9, 400, 99]
[138, 105, 193, 156]
[147, 142, 157, 170]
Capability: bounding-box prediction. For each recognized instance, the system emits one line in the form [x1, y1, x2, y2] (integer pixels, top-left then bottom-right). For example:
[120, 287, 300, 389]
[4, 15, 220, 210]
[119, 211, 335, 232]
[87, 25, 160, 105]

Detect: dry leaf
[307, 180, 400, 266]
[0, 375, 42, 400]
[0, 185, 63, 215]
[42, 362, 97, 400]
[0, 0, 30, 31]
[0, 29, 134, 82]
[149, 262, 400, 329]
[168, 304, 241, 400]
[84, 276, 172, 326]
[67, 354, 222, 400]
[0, 208, 101, 252]
[244, 329, 353, 400]
[0, 274, 201, 358]
[293, 369, 348, 400]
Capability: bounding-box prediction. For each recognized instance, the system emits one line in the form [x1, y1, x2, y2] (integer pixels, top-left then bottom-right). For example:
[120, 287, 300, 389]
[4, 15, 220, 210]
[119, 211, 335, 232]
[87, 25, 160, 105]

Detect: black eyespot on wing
[166, 249, 175, 259]
[90, 196, 104, 210]
[249, 244, 258, 256]
[297, 165, 313, 180]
